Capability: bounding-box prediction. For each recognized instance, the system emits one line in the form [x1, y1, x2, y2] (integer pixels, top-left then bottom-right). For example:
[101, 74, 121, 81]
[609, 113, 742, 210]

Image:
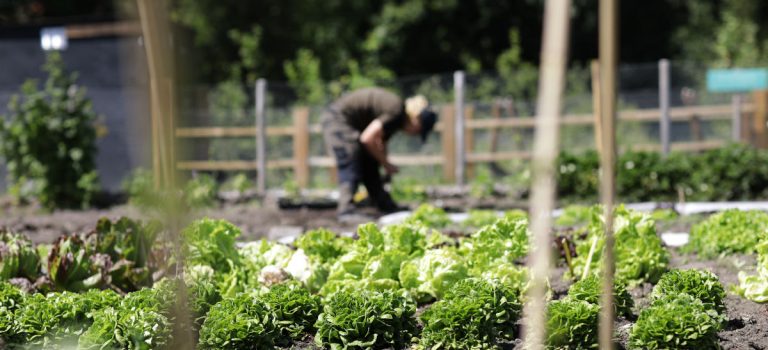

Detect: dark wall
[0, 35, 151, 192]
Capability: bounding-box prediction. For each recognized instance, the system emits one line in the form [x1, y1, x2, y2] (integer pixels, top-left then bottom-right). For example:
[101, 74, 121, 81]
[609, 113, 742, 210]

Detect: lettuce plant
[0, 282, 25, 343]
[629, 293, 720, 349]
[685, 209, 768, 258]
[294, 228, 351, 263]
[737, 241, 768, 302]
[314, 289, 417, 349]
[419, 278, 522, 349]
[259, 281, 321, 342]
[198, 294, 277, 349]
[567, 275, 634, 318]
[461, 216, 529, 275]
[79, 306, 171, 350]
[650, 269, 726, 315]
[399, 248, 468, 302]
[546, 299, 600, 349]
[0, 231, 40, 281]
[46, 234, 102, 292]
[406, 204, 451, 228]
[572, 206, 669, 286]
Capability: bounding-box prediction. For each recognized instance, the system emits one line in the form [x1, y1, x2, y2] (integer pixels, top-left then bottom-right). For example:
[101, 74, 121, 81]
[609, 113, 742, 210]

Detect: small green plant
[407, 204, 451, 228]
[650, 269, 726, 315]
[198, 294, 277, 349]
[567, 275, 634, 318]
[419, 278, 522, 349]
[0, 52, 99, 209]
[123, 169, 219, 212]
[546, 298, 600, 349]
[314, 289, 418, 349]
[259, 281, 321, 342]
[629, 293, 721, 349]
[685, 209, 768, 258]
[0, 231, 40, 281]
[0, 282, 25, 343]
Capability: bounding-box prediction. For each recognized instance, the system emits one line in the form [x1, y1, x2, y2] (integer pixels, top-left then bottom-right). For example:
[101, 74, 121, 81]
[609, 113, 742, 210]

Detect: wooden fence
[176, 100, 758, 189]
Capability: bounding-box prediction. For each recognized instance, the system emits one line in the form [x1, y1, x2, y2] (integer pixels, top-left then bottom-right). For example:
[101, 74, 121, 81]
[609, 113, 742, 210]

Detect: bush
[0, 52, 99, 209]
[629, 293, 720, 349]
[198, 294, 277, 349]
[419, 278, 522, 349]
[314, 289, 417, 349]
[650, 269, 726, 315]
[567, 275, 634, 318]
[685, 209, 768, 258]
[546, 298, 600, 349]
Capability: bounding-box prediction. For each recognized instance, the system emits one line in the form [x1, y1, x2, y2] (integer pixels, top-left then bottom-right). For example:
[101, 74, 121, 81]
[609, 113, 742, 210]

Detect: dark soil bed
[3, 201, 768, 348]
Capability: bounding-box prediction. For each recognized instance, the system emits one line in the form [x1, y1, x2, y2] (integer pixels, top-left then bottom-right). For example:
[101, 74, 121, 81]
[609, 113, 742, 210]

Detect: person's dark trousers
[321, 110, 398, 215]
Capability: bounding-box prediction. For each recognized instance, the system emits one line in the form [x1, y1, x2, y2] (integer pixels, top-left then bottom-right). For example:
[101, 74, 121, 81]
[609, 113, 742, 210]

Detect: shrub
[567, 274, 634, 317]
[198, 294, 277, 349]
[314, 289, 417, 349]
[650, 269, 726, 315]
[629, 293, 720, 349]
[546, 298, 600, 349]
[419, 279, 522, 349]
[0, 52, 99, 209]
[685, 209, 768, 258]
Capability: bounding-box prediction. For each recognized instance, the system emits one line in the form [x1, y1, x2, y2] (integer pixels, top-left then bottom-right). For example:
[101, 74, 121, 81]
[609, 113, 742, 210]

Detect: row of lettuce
[0, 204, 765, 348]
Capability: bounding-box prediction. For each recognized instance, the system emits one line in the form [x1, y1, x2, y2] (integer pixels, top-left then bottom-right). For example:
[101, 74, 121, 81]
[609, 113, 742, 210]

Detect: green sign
[707, 68, 768, 92]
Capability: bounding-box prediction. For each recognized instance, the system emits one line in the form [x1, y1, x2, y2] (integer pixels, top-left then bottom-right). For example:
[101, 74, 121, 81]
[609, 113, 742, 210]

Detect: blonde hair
[405, 95, 428, 119]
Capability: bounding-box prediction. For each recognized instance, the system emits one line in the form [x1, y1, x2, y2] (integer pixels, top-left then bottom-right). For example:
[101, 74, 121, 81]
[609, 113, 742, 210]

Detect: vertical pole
[522, 0, 571, 349]
[598, 0, 619, 348]
[732, 94, 742, 142]
[441, 105, 457, 182]
[591, 60, 603, 152]
[754, 90, 768, 149]
[454, 71, 466, 186]
[293, 107, 311, 188]
[464, 106, 475, 180]
[255, 79, 267, 193]
[659, 59, 671, 156]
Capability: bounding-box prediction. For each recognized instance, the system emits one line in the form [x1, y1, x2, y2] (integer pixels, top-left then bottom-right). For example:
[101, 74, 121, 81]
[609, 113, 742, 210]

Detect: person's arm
[360, 119, 399, 175]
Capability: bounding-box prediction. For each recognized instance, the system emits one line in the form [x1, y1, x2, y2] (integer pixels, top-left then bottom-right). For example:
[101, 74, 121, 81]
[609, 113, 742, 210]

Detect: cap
[418, 109, 438, 143]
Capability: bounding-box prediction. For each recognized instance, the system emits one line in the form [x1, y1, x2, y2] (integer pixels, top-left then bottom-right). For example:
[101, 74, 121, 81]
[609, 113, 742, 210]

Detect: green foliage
[556, 150, 600, 202]
[546, 299, 600, 349]
[314, 289, 417, 349]
[651, 269, 726, 316]
[79, 306, 172, 350]
[419, 278, 522, 349]
[284, 49, 326, 105]
[629, 293, 721, 350]
[198, 294, 277, 349]
[399, 248, 468, 302]
[259, 281, 321, 341]
[184, 174, 219, 208]
[461, 216, 529, 277]
[737, 241, 768, 302]
[390, 178, 427, 203]
[0, 282, 25, 343]
[182, 218, 241, 271]
[567, 275, 634, 318]
[407, 204, 451, 228]
[0, 231, 40, 281]
[294, 229, 351, 263]
[555, 205, 593, 227]
[0, 52, 99, 209]
[46, 234, 101, 292]
[123, 169, 219, 212]
[89, 217, 160, 291]
[572, 206, 669, 286]
[685, 209, 768, 258]
[12, 289, 119, 348]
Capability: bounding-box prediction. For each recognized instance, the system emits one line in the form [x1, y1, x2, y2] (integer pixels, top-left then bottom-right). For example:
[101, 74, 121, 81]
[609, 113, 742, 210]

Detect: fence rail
[176, 101, 756, 188]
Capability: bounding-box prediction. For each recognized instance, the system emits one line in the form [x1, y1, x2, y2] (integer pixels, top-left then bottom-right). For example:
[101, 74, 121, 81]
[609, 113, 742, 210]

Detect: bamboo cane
[522, 0, 571, 349]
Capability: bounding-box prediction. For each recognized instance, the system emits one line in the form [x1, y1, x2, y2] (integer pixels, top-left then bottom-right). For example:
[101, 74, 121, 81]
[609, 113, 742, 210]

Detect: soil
[3, 199, 768, 349]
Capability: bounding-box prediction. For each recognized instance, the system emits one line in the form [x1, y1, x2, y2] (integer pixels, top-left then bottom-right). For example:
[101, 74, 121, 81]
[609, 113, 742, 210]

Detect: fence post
[659, 59, 671, 156]
[453, 71, 466, 186]
[754, 90, 768, 149]
[732, 94, 742, 142]
[441, 105, 456, 182]
[293, 107, 310, 188]
[464, 105, 475, 180]
[255, 78, 267, 193]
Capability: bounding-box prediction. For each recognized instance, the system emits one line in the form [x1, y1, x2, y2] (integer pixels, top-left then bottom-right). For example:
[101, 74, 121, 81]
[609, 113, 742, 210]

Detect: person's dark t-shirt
[331, 87, 406, 139]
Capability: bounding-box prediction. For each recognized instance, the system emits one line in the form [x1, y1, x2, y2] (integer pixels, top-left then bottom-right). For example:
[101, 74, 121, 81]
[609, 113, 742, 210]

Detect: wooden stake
[523, 0, 571, 349]
[598, 0, 619, 348]
[754, 90, 768, 148]
[464, 106, 475, 180]
[441, 105, 457, 182]
[293, 107, 311, 188]
[591, 60, 603, 153]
